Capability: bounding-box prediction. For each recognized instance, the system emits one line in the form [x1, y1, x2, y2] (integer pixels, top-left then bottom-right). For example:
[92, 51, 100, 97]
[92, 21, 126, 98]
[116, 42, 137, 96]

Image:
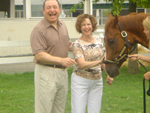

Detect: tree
[104, 0, 150, 15]
[127, 1, 139, 74]
[71, 0, 150, 15]
[104, 0, 125, 15]
[70, 0, 100, 13]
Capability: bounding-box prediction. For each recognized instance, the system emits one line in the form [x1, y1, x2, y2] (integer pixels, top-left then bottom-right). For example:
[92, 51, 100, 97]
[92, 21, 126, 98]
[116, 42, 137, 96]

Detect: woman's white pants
[71, 73, 103, 113]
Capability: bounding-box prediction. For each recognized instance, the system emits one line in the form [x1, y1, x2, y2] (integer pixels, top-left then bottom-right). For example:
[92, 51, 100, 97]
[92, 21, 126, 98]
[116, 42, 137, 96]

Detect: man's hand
[61, 57, 77, 67]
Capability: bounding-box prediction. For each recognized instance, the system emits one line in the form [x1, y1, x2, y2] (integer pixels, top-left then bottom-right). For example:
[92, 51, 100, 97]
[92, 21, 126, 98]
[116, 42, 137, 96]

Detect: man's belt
[38, 63, 66, 69]
[47, 64, 66, 69]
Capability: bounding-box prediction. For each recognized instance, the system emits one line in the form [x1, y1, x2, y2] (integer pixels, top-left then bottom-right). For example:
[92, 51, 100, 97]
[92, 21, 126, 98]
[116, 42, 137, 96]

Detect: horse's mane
[105, 13, 150, 38]
[119, 13, 150, 32]
[105, 12, 150, 48]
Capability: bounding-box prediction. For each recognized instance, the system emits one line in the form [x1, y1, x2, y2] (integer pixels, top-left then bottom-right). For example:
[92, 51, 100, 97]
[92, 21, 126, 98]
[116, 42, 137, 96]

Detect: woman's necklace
[80, 36, 95, 43]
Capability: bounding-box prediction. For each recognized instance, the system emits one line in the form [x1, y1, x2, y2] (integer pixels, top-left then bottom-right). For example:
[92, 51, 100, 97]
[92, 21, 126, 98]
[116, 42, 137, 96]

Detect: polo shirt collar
[43, 18, 62, 28]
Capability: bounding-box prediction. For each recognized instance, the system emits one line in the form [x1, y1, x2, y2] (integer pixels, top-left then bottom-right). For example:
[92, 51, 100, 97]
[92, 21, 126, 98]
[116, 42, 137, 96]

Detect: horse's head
[104, 13, 135, 78]
[104, 13, 149, 78]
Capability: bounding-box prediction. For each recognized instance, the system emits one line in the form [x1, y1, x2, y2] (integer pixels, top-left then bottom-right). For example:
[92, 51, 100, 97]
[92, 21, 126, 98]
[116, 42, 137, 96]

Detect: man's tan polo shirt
[30, 18, 70, 60]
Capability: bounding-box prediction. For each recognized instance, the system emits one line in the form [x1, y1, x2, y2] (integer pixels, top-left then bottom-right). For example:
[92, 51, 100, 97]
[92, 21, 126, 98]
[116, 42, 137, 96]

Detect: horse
[104, 13, 150, 78]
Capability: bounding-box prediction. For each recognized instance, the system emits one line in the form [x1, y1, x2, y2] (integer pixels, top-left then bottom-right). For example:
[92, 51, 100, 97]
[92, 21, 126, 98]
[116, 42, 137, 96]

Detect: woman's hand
[144, 71, 150, 81]
[128, 54, 139, 61]
[106, 75, 114, 85]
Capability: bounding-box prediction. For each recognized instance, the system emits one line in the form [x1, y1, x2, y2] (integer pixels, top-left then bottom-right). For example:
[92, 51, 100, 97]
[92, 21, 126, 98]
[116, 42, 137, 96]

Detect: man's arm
[68, 42, 73, 52]
[35, 52, 77, 67]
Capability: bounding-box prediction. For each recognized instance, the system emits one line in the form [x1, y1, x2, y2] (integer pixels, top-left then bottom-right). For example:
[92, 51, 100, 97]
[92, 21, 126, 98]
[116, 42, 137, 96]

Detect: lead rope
[135, 59, 150, 113]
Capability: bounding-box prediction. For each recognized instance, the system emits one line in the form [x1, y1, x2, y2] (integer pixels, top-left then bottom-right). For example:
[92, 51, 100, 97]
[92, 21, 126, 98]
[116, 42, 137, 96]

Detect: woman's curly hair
[75, 14, 97, 33]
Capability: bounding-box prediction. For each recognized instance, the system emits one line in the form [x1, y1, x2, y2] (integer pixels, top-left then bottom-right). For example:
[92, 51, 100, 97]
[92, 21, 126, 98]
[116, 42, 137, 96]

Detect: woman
[71, 14, 113, 113]
[128, 16, 150, 80]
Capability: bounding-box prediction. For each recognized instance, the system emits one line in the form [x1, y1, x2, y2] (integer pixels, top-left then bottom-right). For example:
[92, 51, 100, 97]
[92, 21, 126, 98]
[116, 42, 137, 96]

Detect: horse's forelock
[105, 17, 118, 37]
[106, 15, 119, 30]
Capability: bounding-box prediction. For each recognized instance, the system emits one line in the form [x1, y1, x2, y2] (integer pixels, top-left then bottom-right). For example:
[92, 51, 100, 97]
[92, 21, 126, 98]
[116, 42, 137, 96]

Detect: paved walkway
[0, 63, 35, 74]
[0, 53, 149, 74]
[0, 53, 73, 74]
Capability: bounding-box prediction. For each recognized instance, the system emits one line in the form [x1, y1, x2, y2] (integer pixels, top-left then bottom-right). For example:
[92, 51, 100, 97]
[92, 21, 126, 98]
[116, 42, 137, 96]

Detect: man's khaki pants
[34, 64, 68, 113]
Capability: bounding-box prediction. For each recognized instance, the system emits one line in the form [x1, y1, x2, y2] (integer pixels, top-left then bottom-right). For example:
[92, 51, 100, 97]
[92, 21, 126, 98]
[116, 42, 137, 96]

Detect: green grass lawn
[0, 66, 150, 113]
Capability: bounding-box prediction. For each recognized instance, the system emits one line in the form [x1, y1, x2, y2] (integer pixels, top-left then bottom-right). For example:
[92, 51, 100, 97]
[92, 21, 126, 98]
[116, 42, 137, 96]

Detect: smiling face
[81, 18, 93, 36]
[75, 14, 97, 34]
[43, 0, 61, 24]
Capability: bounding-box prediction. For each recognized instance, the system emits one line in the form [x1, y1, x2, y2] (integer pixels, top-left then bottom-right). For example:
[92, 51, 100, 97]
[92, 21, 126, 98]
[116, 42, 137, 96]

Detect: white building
[1, 0, 149, 25]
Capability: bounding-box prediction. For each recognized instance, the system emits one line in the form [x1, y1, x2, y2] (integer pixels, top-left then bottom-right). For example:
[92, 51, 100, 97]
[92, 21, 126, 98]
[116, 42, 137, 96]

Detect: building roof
[58, 0, 81, 4]
[15, 0, 110, 5]
[15, 0, 23, 5]
[15, 0, 81, 5]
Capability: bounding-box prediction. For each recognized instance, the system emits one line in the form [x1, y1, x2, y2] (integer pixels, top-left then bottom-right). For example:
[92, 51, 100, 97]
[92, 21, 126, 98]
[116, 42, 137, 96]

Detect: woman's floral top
[72, 37, 105, 80]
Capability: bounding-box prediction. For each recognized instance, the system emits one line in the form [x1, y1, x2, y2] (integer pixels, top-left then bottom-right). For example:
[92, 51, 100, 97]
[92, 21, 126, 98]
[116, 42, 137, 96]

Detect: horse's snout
[105, 65, 120, 78]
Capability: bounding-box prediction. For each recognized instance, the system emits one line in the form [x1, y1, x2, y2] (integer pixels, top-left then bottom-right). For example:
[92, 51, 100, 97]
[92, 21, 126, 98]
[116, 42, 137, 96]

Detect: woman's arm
[76, 56, 104, 69]
[128, 54, 150, 63]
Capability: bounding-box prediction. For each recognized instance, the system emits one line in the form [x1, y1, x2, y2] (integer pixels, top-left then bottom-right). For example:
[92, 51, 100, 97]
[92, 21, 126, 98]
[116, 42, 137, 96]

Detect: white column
[23, 0, 25, 18]
[24, 0, 31, 19]
[145, 9, 147, 13]
[10, 0, 15, 18]
[84, 0, 93, 14]
[101, 10, 103, 25]
[84, 0, 88, 14]
[89, 0, 93, 15]
[96, 9, 99, 25]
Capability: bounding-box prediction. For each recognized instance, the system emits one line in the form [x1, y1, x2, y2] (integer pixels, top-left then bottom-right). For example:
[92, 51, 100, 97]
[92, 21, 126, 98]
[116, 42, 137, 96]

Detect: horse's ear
[108, 12, 113, 19]
[114, 15, 118, 25]
[108, 13, 118, 24]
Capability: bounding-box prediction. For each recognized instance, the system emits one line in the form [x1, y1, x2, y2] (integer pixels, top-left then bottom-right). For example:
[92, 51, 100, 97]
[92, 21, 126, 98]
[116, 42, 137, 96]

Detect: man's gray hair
[43, 0, 61, 9]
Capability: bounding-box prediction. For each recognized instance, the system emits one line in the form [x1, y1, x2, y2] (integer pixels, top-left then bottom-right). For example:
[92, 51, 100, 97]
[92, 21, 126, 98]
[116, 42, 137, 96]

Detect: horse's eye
[108, 38, 114, 44]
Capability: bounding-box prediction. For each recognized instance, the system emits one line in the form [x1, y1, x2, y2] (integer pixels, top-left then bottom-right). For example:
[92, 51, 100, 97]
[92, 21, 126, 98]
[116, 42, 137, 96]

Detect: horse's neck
[119, 16, 143, 32]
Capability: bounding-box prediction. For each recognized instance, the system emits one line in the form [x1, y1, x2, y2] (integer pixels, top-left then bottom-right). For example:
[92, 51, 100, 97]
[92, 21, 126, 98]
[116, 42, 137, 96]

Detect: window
[72, 10, 83, 17]
[137, 9, 144, 13]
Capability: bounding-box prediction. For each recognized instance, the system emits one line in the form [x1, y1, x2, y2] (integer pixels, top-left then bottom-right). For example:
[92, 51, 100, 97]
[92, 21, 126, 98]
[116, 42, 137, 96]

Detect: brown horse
[104, 13, 150, 78]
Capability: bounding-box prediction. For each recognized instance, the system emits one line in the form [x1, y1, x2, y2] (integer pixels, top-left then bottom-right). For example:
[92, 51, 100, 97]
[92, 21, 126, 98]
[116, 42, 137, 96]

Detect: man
[30, 0, 76, 113]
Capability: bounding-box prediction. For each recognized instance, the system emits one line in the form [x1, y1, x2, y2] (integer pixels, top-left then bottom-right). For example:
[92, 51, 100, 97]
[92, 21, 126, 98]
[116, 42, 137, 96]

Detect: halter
[103, 21, 136, 64]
